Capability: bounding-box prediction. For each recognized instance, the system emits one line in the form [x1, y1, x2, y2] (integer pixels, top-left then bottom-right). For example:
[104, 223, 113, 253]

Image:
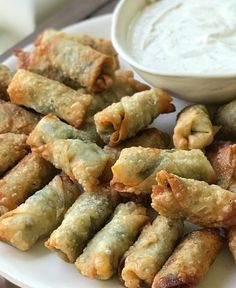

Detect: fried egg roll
[0, 99, 40, 135]
[45, 189, 118, 263]
[121, 216, 183, 288]
[215, 99, 236, 140]
[0, 153, 57, 215]
[27, 114, 96, 148]
[206, 142, 236, 260]
[152, 170, 236, 228]
[152, 229, 222, 288]
[33, 139, 110, 192]
[0, 64, 12, 100]
[38, 34, 115, 92]
[206, 141, 236, 192]
[111, 148, 216, 195]
[85, 70, 149, 118]
[14, 48, 68, 87]
[173, 105, 220, 150]
[94, 88, 175, 145]
[0, 173, 79, 251]
[102, 128, 170, 182]
[0, 133, 29, 175]
[96, 69, 149, 100]
[8, 69, 93, 128]
[35, 29, 119, 68]
[15, 30, 118, 87]
[75, 202, 149, 280]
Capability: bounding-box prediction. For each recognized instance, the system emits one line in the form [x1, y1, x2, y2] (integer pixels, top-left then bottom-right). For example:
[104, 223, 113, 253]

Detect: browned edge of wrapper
[152, 229, 223, 288]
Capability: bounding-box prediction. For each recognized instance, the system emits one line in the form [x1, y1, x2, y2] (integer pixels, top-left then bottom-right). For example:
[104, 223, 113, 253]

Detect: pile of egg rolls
[0, 29, 235, 288]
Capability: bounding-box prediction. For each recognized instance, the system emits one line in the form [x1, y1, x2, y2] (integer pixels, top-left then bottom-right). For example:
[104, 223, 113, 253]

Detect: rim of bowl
[111, 0, 236, 79]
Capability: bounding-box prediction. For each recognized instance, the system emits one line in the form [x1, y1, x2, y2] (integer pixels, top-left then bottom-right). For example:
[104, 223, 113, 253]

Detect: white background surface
[0, 14, 235, 288]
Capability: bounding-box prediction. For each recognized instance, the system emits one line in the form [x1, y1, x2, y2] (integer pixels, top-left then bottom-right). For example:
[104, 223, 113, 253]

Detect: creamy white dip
[128, 0, 236, 74]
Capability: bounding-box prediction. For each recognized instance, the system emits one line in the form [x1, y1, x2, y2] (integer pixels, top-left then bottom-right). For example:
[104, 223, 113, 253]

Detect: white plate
[0, 14, 235, 288]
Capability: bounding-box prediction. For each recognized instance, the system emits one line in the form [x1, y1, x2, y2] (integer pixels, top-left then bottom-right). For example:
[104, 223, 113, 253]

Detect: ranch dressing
[128, 0, 236, 74]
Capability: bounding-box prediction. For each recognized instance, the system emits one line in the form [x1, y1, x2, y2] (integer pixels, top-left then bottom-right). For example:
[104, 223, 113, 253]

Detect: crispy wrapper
[27, 114, 97, 148]
[45, 188, 118, 263]
[33, 139, 110, 192]
[94, 88, 175, 145]
[8, 69, 92, 128]
[0, 64, 12, 100]
[206, 141, 236, 192]
[102, 128, 170, 182]
[16, 34, 115, 92]
[38, 34, 115, 92]
[111, 148, 216, 195]
[34, 29, 119, 69]
[0, 173, 79, 251]
[75, 202, 149, 280]
[84, 69, 149, 120]
[206, 142, 236, 261]
[215, 99, 236, 140]
[0, 99, 40, 135]
[173, 105, 220, 150]
[152, 170, 236, 228]
[152, 229, 222, 288]
[0, 153, 57, 215]
[77, 69, 150, 147]
[121, 216, 183, 288]
[0, 133, 29, 175]
[14, 48, 74, 87]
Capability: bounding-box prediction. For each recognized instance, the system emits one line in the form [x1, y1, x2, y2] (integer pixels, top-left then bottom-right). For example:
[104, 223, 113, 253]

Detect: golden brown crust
[0, 153, 57, 214]
[16, 29, 117, 92]
[16, 39, 115, 93]
[45, 189, 117, 262]
[34, 29, 119, 69]
[0, 99, 40, 135]
[0, 133, 29, 175]
[206, 141, 236, 191]
[111, 148, 216, 195]
[152, 229, 222, 288]
[75, 202, 149, 280]
[8, 69, 92, 128]
[102, 128, 170, 182]
[95, 89, 174, 145]
[0, 173, 79, 251]
[33, 139, 110, 192]
[151, 170, 236, 227]
[151, 177, 185, 219]
[39, 34, 115, 92]
[14, 49, 81, 89]
[173, 105, 220, 150]
[121, 216, 183, 288]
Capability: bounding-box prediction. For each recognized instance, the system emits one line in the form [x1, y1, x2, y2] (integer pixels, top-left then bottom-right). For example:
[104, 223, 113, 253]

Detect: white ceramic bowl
[111, 0, 236, 104]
